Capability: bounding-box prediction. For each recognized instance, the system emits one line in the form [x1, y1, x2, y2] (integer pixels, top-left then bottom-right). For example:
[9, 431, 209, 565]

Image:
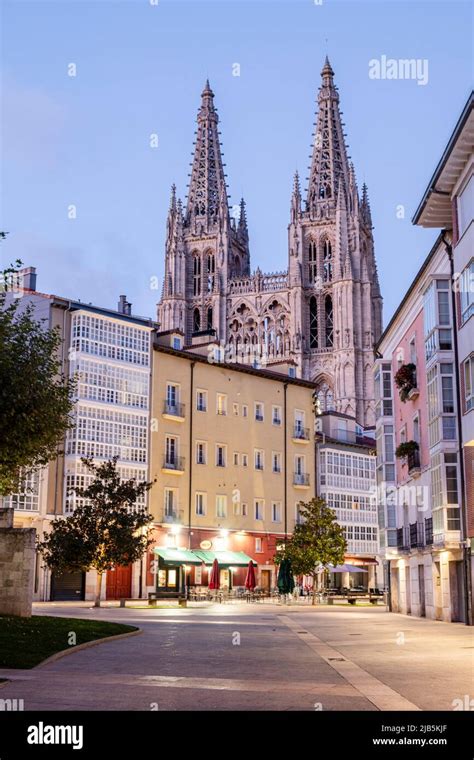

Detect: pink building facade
[375, 236, 465, 622]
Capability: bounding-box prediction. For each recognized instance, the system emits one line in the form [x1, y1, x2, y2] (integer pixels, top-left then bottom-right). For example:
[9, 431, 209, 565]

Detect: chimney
[19, 266, 37, 292]
[118, 295, 132, 316]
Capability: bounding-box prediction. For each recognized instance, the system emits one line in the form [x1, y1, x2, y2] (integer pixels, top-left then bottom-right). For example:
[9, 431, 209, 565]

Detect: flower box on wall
[394, 363, 418, 402]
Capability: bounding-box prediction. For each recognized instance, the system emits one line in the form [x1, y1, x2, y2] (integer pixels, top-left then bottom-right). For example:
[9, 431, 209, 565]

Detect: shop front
[153, 547, 203, 596]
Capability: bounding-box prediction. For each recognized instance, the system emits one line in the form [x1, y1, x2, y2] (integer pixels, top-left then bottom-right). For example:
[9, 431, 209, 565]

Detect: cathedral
[158, 58, 383, 427]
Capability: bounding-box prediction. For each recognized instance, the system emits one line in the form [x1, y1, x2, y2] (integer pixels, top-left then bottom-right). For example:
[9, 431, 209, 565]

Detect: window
[207, 307, 213, 330]
[457, 173, 473, 237]
[255, 537, 263, 553]
[288, 366, 296, 378]
[296, 503, 304, 524]
[242, 404, 248, 417]
[255, 402, 264, 422]
[196, 390, 207, 412]
[196, 442, 207, 465]
[195, 492, 206, 516]
[193, 307, 201, 333]
[294, 410, 305, 434]
[166, 383, 179, 414]
[440, 365, 454, 412]
[172, 337, 181, 350]
[439, 329, 452, 350]
[323, 239, 332, 282]
[309, 296, 318, 349]
[375, 362, 393, 419]
[242, 453, 248, 467]
[216, 393, 227, 416]
[165, 436, 178, 466]
[233, 452, 239, 466]
[255, 500, 264, 520]
[272, 452, 282, 473]
[272, 502, 281, 522]
[445, 454, 458, 504]
[233, 403, 239, 416]
[216, 495, 227, 518]
[242, 502, 248, 516]
[459, 260, 474, 324]
[272, 406, 282, 425]
[254, 449, 264, 471]
[308, 241, 317, 284]
[164, 488, 177, 516]
[464, 354, 474, 411]
[325, 295, 333, 347]
[193, 254, 201, 296]
[207, 253, 215, 292]
[216, 445, 226, 467]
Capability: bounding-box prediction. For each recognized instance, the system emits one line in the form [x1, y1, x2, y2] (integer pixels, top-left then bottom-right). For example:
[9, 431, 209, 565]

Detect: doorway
[405, 565, 411, 614]
[418, 564, 426, 617]
[156, 566, 180, 592]
[261, 570, 271, 590]
[220, 569, 231, 590]
[106, 564, 132, 600]
[51, 571, 85, 601]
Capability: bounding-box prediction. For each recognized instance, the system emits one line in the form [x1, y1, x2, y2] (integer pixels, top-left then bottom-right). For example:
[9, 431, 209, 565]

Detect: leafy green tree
[274, 497, 346, 605]
[0, 259, 75, 495]
[37, 457, 155, 606]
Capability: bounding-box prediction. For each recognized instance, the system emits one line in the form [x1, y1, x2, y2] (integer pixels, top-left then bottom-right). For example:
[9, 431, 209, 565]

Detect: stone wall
[0, 507, 36, 617]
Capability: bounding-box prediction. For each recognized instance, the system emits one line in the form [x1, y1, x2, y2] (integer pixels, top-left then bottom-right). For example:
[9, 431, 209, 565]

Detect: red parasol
[244, 560, 256, 590]
[208, 558, 220, 590]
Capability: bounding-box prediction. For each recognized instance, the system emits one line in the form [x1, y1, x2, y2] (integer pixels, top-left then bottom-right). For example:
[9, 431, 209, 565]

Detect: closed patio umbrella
[244, 560, 256, 590]
[277, 558, 295, 594]
[208, 558, 220, 590]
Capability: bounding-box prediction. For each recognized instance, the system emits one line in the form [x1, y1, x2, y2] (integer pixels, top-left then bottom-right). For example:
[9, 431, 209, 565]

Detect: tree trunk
[94, 571, 103, 608]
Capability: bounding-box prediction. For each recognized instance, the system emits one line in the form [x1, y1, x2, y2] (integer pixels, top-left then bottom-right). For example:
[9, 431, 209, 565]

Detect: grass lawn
[0, 615, 137, 669]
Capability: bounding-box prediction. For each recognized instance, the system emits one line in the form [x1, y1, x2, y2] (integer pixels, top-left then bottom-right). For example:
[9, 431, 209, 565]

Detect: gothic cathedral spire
[185, 80, 229, 229]
[306, 57, 350, 212]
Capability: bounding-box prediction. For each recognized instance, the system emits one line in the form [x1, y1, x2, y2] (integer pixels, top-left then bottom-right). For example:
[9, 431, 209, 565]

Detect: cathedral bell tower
[290, 58, 382, 426]
[158, 81, 249, 343]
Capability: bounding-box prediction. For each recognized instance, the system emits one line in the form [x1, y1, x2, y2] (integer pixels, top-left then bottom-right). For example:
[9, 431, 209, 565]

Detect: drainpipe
[283, 382, 288, 539]
[442, 232, 472, 626]
[188, 362, 195, 550]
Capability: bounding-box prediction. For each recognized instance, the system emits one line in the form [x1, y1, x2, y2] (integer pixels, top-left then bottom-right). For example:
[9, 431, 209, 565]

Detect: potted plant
[394, 363, 417, 402]
[395, 440, 419, 459]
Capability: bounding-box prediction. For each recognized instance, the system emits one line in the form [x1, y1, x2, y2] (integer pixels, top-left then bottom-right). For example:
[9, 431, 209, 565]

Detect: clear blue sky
[1, 0, 473, 324]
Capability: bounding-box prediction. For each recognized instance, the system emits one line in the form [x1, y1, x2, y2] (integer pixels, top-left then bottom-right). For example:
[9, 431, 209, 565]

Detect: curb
[35, 627, 142, 669]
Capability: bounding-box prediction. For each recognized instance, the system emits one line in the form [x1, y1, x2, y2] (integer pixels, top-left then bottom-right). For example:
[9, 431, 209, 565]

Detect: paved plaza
[0, 602, 472, 711]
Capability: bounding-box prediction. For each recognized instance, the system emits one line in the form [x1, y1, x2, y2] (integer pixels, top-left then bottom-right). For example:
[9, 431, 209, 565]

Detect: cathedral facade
[158, 59, 383, 427]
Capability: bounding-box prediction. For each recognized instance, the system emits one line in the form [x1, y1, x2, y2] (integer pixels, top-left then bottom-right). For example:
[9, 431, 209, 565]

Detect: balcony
[162, 508, 184, 524]
[409, 521, 425, 549]
[293, 426, 310, 443]
[255, 413, 264, 422]
[425, 517, 433, 546]
[395, 363, 419, 403]
[293, 472, 310, 488]
[162, 456, 185, 474]
[407, 449, 421, 477]
[396, 526, 410, 551]
[163, 400, 185, 420]
[272, 417, 281, 426]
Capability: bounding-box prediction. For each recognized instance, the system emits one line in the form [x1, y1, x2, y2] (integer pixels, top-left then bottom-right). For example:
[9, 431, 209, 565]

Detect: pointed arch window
[193, 255, 201, 296]
[207, 253, 215, 292]
[325, 295, 333, 347]
[309, 296, 318, 349]
[308, 241, 317, 284]
[323, 240, 332, 282]
[193, 307, 201, 333]
[317, 383, 335, 412]
[234, 255, 241, 276]
[207, 306, 213, 330]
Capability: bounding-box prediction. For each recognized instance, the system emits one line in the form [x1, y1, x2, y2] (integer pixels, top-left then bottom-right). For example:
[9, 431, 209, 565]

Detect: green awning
[193, 550, 257, 568]
[154, 547, 203, 566]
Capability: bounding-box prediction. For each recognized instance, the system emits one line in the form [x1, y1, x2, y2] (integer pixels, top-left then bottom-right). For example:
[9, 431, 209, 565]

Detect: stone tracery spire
[306, 57, 351, 211]
[185, 80, 229, 226]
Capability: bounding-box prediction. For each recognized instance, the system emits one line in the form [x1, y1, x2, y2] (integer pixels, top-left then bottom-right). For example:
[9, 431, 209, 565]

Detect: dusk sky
[1, 0, 473, 324]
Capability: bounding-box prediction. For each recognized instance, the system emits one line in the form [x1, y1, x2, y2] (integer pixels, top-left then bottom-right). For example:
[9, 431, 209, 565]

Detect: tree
[274, 497, 346, 605]
[37, 457, 155, 607]
[0, 259, 75, 495]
